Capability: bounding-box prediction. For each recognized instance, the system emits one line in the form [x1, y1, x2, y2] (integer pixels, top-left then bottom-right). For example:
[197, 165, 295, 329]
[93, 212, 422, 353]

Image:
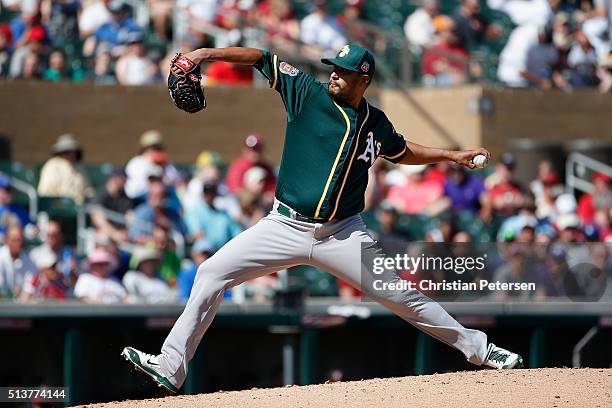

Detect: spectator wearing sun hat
[125, 130, 180, 199]
[122, 246, 175, 303]
[20, 248, 70, 302]
[37, 134, 93, 204]
[74, 248, 127, 303]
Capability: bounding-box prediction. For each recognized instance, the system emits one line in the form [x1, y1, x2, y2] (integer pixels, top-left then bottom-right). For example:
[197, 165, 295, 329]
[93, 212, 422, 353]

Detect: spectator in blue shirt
[185, 181, 243, 250]
[177, 238, 230, 301]
[0, 174, 34, 241]
[444, 163, 486, 214]
[92, 0, 143, 56]
[129, 179, 186, 244]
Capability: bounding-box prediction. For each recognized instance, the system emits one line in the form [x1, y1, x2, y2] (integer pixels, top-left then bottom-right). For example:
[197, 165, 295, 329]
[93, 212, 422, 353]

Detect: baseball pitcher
[122, 44, 523, 393]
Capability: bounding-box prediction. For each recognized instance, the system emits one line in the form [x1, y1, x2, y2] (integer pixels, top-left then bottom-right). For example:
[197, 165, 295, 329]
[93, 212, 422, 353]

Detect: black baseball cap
[321, 44, 375, 79]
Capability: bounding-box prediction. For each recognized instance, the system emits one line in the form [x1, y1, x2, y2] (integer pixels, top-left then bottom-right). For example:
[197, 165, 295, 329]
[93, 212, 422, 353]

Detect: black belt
[276, 201, 326, 223]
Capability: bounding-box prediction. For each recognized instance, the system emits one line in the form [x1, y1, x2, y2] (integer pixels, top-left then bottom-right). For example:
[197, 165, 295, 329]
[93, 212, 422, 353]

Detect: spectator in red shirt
[484, 153, 525, 217]
[421, 16, 469, 86]
[20, 249, 69, 302]
[225, 134, 276, 195]
[577, 172, 611, 224]
[205, 61, 253, 86]
[386, 164, 446, 215]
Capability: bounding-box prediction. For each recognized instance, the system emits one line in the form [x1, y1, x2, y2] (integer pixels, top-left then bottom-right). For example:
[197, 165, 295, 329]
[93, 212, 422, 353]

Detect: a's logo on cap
[339, 45, 350, 58]
[361, 62, 369, 72]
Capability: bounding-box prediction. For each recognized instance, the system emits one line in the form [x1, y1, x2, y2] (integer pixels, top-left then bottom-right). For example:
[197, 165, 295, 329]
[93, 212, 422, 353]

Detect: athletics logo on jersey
[357, 132, 381, 165]
[339, 45, 350, 57]
[279, 62, 299, 76]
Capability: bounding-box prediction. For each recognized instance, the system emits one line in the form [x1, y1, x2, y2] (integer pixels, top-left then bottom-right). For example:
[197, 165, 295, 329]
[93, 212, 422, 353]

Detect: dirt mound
[80, 368, 611, 408]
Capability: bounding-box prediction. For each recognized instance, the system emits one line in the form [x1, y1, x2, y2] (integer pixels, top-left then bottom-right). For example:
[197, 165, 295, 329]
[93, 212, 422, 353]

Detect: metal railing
[76, 204, 185, 258]
[566, 152, 612, 195]
[9, 176, 38, 221]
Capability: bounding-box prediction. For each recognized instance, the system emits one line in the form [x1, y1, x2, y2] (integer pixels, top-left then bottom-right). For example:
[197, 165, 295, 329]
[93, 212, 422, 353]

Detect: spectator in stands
[256, 0, 300, 52]
[484, 153, 525, 216]
[364, 160, 391, 210]
[152, 225, 181, 287]
[115, 32, 158, 85]
[225, 134, 276, 196]
[205, 61, 254, 86]
[0, 174, 35, 241]
[0, 24, 11, 77]
[593, 208, 611, 241]
[79, 0, 111, 38]
[125, 130, 180, 199]
[529, 160, 563, 201]
[74, 248, 127, 303]
[85, 0, 142, 58]
[496, 207, 538, 241]
[9, 25, 48, 79]
[421, 16, 470, 86]
[300, 0, 347, 58]
[556, 212, 581, 243]
[31, 219, 78, 285]
[537, 243, 583, 298]
[452, 0, 502, 50]
[404, 0, 439, 52]
[91, 167, 133, 244]
[497, 24, 540, 87]
[237, 190, 266, 228]
[20, 248, 70, 302]
[9, 6, 48, 46]
[42, 49, 75, 82]
[493, 244, 539, 299]
[123, 246, 174, 303]
[337, 0, 369, 45]
[177, 238, 217, 301]
[444, 163, 488, 216]
[524, 23, 569, 90]
[386, 164, 446, 215]
[567, 28, 600, 88]
[242, 166, 274, 208]
[43, 0, 80, 46]
[172, 0, 218, 50]
[0, 225, 36, 299]
[37, 133, 92, 204]
[534, 170, 562, 221]
[129, 179, 186, 243]
[147, 0, 174, 41]
[487, 0, 551, 27]
[92, 46, 117, 84]
[373, 201, 409, 254]
[598, 51, 612, 93]
[185, 181, 243, 250]
[577, 172, 611, 224]
[184, 151, 240, 221]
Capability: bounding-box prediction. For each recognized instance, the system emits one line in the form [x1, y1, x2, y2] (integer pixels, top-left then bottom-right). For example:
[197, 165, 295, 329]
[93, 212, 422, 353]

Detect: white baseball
[471, 154, 488, 168]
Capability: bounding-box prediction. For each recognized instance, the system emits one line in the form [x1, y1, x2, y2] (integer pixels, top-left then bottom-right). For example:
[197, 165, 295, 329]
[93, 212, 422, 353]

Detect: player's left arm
[399, 141, 491, 170]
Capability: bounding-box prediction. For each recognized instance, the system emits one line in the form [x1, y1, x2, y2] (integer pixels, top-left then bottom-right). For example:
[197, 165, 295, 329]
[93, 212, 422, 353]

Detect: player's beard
[327, 82, 347, 102]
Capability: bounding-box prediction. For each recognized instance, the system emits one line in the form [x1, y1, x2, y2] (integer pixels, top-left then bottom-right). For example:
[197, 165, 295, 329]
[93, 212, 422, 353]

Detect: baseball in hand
[471, 154, 489, 168]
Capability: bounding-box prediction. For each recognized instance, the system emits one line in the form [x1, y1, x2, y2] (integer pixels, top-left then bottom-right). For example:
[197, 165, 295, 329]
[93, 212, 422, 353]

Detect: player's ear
[361, 74, 371, 88]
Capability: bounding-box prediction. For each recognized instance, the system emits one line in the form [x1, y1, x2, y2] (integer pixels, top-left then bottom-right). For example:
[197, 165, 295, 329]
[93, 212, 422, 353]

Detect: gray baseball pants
[158, 207, 489, 387]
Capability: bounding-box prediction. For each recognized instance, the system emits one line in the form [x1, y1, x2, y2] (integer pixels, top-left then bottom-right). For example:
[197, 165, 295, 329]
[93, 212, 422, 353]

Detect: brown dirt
[79, 368, 612, 408]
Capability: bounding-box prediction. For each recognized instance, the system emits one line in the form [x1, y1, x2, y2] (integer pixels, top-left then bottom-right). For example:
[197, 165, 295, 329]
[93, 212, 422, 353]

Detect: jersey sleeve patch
[279, 62, 299, 76]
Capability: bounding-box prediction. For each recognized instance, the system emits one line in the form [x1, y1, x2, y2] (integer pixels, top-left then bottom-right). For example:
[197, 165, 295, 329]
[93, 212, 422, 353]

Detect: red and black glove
[168, 53, 207, 113]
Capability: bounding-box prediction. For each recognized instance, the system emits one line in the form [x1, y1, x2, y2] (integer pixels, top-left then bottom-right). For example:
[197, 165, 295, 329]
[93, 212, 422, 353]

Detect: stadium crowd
[1, 0, 612, 90]
[0, 131, 610, 304]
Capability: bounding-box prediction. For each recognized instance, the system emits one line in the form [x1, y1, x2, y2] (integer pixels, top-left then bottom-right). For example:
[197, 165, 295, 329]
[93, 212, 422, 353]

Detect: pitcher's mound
[82, 368, 611, 408]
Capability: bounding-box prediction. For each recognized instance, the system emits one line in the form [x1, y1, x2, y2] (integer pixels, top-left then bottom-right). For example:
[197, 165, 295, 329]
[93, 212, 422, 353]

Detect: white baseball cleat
[484, 344, 524, 369]
[121, 346, 179, 394]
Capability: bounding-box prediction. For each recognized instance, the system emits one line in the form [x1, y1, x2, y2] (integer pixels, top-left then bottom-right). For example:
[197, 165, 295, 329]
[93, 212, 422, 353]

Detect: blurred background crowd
[1, 0, 612, 89]
[0, 130, 609, 304]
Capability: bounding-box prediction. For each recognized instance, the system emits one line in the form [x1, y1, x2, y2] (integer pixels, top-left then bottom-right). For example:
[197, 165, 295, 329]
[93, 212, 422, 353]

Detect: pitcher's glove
[168, 53, 206, 113]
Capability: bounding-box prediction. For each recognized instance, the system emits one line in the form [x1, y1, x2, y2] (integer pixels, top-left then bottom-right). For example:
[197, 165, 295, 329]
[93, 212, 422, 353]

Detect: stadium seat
[84, 163, 114, 190]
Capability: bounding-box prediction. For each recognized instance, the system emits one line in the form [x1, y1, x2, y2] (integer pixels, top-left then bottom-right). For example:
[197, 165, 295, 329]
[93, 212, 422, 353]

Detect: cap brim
[321, 57, 361, 73]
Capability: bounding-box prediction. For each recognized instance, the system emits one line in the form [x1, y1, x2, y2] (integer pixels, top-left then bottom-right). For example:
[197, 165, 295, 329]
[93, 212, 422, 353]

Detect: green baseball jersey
[254, 50, 408, 221]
